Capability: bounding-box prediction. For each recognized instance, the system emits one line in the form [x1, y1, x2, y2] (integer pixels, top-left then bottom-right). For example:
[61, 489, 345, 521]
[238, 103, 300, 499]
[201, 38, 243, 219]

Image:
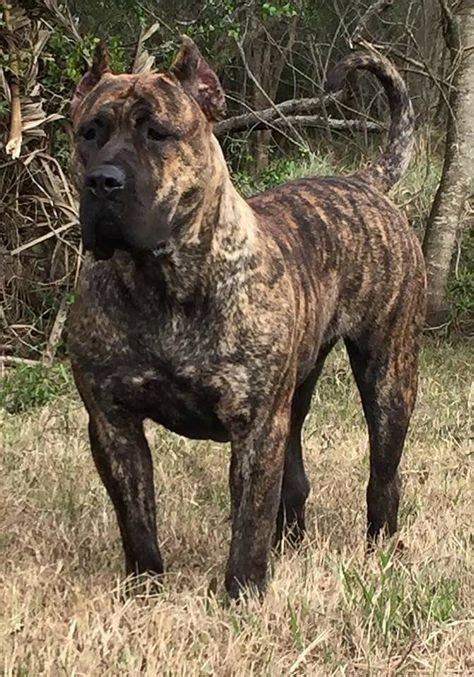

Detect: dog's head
[71, 37, 226, 260]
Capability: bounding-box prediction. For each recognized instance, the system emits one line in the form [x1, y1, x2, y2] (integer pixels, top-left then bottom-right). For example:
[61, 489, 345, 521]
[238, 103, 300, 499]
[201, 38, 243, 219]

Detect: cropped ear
[170, 35, 226, 122]
[71, 42, 110, 117]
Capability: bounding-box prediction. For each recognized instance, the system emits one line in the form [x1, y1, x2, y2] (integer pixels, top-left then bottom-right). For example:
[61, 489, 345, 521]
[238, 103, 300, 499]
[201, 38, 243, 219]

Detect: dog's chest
[71, 262, 288, 441]
[91, 307, 237, 441]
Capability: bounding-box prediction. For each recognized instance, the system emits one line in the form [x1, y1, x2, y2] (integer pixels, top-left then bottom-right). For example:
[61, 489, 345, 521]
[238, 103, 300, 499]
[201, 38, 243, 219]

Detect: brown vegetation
[1, 341, 472, 673]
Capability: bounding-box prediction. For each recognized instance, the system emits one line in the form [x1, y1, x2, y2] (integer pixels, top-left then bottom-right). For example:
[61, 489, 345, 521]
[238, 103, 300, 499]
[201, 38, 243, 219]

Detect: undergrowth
[0, 362, 72, 414]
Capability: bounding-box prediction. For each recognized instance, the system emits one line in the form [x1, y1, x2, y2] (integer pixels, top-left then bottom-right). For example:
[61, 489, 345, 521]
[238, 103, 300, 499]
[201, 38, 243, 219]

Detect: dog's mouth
[84, 222, 171, 262]
[80, 197, 173, 261]
[151, 240, 172, 258]
[81, 216, 125, 261]
[91, 238, 122, 261]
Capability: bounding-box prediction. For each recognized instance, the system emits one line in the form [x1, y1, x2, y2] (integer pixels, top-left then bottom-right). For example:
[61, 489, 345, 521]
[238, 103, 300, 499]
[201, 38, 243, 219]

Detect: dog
[68, 36, 426, 599]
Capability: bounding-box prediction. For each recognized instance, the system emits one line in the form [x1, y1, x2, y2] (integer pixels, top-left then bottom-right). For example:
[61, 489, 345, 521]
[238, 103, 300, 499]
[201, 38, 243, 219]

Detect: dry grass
[1, 340, 472, 675]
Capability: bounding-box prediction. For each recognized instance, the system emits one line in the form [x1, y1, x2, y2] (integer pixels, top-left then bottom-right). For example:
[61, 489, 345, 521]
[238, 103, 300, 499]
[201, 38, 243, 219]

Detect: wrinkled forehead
[74, 72, 199, 130]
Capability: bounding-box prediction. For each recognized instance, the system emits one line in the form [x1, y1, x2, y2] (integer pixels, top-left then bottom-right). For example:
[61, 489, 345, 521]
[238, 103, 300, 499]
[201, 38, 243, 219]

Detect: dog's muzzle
[80, 164, 173, 261]
[81, 164, 127, 260]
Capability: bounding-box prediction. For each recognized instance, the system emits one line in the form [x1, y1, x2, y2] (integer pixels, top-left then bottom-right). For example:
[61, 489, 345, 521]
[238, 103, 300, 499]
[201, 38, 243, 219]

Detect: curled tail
[326, 51, 415, 192]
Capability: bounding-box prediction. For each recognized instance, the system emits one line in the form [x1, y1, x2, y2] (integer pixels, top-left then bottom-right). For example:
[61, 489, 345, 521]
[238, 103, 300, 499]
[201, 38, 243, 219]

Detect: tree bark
[214, 102, 382, 136]
[422, 0, 474, 325]
[243, 10, 299, 172]
[251, 30, 273, 171]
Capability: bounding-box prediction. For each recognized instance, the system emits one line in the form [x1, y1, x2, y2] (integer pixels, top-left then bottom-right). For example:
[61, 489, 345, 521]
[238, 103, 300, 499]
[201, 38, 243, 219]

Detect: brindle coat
[68, 38, 426, 598]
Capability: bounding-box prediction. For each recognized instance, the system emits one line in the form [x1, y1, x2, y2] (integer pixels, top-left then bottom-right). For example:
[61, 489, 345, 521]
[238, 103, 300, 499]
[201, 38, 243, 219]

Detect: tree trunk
[422, 0, 474, 326]
[243, 11, 299, 173]
[253, 39, 273, 172]
[246, 25, 271, 173]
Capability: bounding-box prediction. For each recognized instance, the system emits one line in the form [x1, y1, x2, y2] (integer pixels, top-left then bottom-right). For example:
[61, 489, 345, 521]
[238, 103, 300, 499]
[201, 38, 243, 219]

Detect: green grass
[341, 551, 460, 645]
[0, 361, 72, 414]
[233, 151, 347, 197]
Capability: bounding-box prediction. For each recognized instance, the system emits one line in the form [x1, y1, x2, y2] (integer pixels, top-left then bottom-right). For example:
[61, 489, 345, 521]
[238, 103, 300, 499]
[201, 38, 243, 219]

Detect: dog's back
[246, 50, 424, 363]
[250, 173, 424, 349]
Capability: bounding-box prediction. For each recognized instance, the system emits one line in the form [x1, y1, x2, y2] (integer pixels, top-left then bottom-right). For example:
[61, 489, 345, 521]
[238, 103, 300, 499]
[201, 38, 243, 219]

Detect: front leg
[226, 391, 293, 599]
[88, 409, 163, 580]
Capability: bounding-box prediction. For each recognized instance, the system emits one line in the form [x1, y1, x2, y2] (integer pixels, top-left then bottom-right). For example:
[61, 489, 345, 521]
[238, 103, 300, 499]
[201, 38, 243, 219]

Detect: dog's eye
[83, 127, 97, 141]
[147, 126, 169, 142]
[135, 115, 171, 143]
[78, 117, 107, 144]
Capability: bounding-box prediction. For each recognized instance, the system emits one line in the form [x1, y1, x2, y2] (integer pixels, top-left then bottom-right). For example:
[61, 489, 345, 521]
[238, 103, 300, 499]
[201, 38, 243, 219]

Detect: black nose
[85, 165, 125, 198]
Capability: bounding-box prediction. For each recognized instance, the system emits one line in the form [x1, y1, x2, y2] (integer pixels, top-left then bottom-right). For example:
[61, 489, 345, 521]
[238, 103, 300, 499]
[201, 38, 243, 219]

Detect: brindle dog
[68, 37, 425, 599]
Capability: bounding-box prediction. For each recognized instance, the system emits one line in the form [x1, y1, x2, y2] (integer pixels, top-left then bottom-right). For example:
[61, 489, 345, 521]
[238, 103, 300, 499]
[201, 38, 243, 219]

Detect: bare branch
[215, 91, 343, 136]
[0, 355, 41, 366]
[351, 0, 395, 47]
[235, 37, 306, 148]
[42, 294, 68, 366]
[9, 221, 78, 256]
[270, 116, 382, 132]
[215, 112, 382, 136]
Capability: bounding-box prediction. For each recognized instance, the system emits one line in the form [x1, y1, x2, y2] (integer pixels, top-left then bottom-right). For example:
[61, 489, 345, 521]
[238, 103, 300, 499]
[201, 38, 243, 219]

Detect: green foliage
[449, 229, 474, 326]
[287, 599, 304, 649]
[0, 362, 72, 415]
[232, 150, 343, 196]
[450, 271, 474, 317]
[169, 1, 298, 48]
[68, 0, 150, 37]
[341, 550, 459, 645]
[261, 2, 298, 18]
[42, 31, 126, 97]
[181, 0, 241, 47]
[393, 156, 443, 234]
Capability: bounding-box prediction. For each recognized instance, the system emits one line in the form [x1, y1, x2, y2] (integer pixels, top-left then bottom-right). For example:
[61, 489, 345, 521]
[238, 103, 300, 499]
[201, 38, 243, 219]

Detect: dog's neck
[127, 137, 258, 303]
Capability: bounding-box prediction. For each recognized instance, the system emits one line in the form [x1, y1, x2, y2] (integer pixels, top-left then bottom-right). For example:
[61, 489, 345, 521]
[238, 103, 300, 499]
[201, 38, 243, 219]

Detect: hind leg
[345, 322, 422, 543]
[275, 342, 336, 547]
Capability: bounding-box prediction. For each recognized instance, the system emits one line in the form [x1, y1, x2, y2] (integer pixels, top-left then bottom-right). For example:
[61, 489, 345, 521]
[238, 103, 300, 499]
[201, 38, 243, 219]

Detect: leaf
[141, 21, 160, 44]
[132, 52, 155, 74]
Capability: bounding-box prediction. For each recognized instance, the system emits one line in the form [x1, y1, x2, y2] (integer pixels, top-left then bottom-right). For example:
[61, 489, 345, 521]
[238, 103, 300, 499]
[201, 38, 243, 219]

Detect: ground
[1, 339, 472, 675]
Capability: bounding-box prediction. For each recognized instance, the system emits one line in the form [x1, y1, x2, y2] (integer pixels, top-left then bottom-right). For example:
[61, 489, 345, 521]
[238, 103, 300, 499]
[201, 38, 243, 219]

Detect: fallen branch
[0, 355, 41, 366]
[9, 220, 78, 256]
[214, 92, 344, 136]
[42, 294, 69, 366]
[216, 114, 383, 134]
